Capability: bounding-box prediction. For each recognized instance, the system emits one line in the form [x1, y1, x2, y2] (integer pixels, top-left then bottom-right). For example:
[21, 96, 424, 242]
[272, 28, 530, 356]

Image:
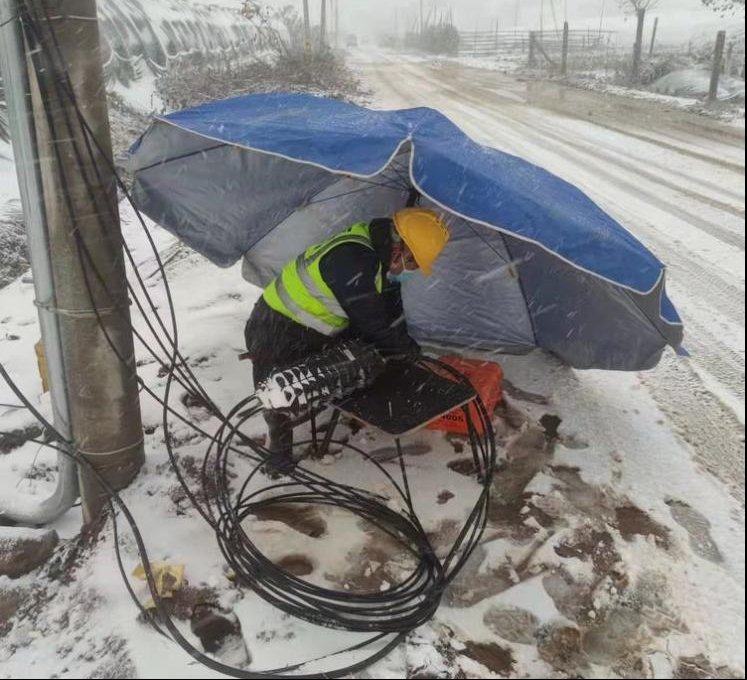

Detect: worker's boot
[263, 411, 295, 478]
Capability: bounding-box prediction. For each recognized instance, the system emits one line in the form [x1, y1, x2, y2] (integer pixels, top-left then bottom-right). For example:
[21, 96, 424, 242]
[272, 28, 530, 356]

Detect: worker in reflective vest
[245, 208, 450, 475]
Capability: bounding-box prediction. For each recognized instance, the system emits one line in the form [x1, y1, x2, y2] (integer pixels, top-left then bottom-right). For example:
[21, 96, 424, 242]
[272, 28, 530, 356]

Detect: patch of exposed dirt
[0, 424, 44, 455]
[437, 490, 455, 505]
[447, 457, 480, 477]
[461, 641, 515, 677]
[615, 505, 671, 550]
[336, 523, 415, 593]
[537, 622, 587, 673]
[555, 527, 622, 577]
[276, 554, 315, 577]
[250, 504, 327, 539]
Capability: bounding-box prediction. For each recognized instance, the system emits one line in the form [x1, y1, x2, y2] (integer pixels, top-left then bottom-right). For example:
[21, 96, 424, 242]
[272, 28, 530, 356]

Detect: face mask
[388, 270, 418, 284]
[388, 250, 418, 284]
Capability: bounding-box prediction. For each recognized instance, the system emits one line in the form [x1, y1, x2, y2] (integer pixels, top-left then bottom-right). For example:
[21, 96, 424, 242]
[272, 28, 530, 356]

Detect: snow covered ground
[1, 46, 745, 680]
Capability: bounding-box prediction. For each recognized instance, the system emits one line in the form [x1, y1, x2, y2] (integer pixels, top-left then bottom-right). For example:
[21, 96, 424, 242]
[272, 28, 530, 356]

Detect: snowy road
[355, 52, 746, 503]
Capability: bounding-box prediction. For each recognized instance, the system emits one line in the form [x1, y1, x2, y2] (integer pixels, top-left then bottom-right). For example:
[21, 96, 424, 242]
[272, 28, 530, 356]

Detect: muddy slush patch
[437, 490, 455, 505]
[539, 414, 562, 440]
[582, 606, 649, 669]
[443, 545, 517, 608]
[0, 424, 44, 455]
[461, 641, 515, 676]
[335, 522, 416, 593]
[489, 493, 553, 541]
[537, 623, 586, 673]
[487, 424, 555, 539]
[548, 465, 615, 521]
[614, 505, 670, 549]
[448, 457, 479, 477]
[180, 391, 213, 412]
[251, 504, 327, 538]
[667, 500, 723, 563]
[367, 442, 432, 463]
[276, 554, 315, 577]
[555, 528, 621, 577]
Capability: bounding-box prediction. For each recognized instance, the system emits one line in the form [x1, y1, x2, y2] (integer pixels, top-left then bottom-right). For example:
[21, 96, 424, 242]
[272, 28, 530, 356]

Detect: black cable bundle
[202, 356, 496, 636]
[0, 4, 498, 676]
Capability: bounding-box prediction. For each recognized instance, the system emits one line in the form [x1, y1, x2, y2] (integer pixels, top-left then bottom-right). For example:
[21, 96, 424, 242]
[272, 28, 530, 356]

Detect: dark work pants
[245, 298, 332, 457]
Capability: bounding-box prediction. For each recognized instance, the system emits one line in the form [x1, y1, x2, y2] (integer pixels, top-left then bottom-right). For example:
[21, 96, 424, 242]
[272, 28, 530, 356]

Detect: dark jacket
[246, 219, 419, 384]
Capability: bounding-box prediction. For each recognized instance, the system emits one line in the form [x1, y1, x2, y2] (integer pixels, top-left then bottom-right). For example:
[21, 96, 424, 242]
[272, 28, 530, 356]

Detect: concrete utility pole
[303, 0, 311, 53]
[649, 16, 659, 57]
[16, 0, 145, 523]
[420, 0, 424, 35]
[709, 30, 727, 102]
[561, 21, 569, 76]
[528, 30, 537, 67]
[632, 8, 646, 83]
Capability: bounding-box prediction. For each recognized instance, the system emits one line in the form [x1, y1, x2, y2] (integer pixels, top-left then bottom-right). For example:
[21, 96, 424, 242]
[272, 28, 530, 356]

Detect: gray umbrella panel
[129, 120, 680, 369]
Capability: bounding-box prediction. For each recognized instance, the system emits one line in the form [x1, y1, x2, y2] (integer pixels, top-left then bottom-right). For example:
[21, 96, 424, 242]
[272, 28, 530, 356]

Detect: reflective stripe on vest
[263, 224, 383, 336]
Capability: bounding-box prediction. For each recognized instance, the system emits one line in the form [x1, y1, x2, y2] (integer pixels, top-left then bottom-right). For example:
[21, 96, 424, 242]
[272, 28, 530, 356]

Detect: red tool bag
[427, 356, 504, 435]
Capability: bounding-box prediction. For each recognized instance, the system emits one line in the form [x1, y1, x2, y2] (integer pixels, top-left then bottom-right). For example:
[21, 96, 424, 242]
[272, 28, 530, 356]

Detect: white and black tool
[256, 342, 385, 414]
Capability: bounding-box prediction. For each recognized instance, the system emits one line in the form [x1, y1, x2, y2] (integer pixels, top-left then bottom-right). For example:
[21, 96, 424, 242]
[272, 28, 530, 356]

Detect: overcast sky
[244, 0, 743, 44]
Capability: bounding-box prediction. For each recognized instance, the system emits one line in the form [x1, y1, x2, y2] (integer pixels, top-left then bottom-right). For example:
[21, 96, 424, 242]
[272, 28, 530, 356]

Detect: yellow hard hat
[392, 208, 450, 276]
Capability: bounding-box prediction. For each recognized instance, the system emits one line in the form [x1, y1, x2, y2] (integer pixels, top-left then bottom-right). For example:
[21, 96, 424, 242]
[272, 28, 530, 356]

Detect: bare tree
[617, 0, 660, 10]
[618, 0, 660, 83]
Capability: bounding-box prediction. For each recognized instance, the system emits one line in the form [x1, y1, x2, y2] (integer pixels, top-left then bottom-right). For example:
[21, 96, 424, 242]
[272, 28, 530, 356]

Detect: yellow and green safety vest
[263, 222, 384, 337]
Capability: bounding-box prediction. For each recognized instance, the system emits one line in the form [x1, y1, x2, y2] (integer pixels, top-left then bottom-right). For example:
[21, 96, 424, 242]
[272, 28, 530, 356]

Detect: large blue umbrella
[126, 92, 684, 370]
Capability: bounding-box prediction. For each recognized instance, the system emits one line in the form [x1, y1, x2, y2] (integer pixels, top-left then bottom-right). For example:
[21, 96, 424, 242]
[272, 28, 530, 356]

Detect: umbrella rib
[384, 166, 412, 189]
[308, 183, 404, 206]
[135, 143, 228, 174]
[465, 222, 511, 265]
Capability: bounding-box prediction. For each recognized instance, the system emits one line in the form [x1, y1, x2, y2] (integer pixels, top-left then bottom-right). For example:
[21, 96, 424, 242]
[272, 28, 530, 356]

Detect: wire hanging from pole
[0, 3, 499, 678]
